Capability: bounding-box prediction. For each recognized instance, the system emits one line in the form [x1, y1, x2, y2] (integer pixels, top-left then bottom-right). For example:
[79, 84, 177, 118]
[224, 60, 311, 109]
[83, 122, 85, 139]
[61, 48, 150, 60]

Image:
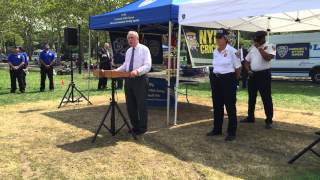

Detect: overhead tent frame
[173, 0, 320, 124]
[88, 0, 195, 125]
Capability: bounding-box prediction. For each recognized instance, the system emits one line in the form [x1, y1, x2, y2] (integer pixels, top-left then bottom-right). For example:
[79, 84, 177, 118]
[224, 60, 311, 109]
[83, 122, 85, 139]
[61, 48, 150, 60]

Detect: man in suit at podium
[98, 42, 112, 90]
[115, 31, 152, 135]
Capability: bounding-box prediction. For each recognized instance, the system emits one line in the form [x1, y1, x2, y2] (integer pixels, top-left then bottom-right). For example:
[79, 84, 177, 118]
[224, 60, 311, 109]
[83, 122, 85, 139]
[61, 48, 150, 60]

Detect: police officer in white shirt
[115, 31, 152, 135]
[207, 30, 241, 141]
[241, 31, 276, 129]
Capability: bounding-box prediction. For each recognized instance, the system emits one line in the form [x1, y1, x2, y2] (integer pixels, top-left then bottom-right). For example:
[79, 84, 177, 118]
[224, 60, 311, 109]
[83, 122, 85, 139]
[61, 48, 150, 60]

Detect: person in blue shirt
[39, 44, 56, 92]
[8, 47, 25, 93]
[18, 47, 29, 88]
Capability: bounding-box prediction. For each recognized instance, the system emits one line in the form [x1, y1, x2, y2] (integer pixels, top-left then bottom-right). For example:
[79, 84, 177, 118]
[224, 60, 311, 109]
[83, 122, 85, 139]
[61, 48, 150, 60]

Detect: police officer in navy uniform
[97, 42, 112, 90]
[207, 30, 241, 141]
[241, 31, 276, 129]
[8, 47, 25, 93]
[18, 47, 29, 87]
[39, 44, 56, 92]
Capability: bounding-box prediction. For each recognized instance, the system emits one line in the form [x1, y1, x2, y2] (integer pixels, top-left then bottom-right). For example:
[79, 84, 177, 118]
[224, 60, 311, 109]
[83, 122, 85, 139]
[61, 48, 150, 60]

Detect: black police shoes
[265, 123, 272, 129]
[240, 117, 255, 123]
[206, 130, 222, 136]
[225, 135, 236, 141]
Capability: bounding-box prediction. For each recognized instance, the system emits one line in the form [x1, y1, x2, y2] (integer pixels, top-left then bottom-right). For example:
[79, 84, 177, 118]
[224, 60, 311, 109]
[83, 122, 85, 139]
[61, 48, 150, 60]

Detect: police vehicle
[270, 32, 320, 83]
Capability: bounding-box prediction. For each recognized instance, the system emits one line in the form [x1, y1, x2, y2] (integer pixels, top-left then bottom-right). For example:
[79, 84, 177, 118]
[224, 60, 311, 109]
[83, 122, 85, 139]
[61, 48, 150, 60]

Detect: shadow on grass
[42, 102, 320, 179]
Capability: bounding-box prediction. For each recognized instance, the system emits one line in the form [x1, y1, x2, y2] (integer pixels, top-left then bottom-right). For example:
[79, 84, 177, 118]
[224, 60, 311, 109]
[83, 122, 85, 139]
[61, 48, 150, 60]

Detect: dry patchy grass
[0, 95, 319, 179]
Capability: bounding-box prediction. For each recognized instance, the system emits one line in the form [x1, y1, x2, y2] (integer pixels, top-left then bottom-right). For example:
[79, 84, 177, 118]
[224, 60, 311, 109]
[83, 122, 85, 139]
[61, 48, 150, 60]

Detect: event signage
[183, 26, 238, 67]
[276, 43, 310, 60]
[147, 78, 175, 107]
[110, 13, 140, 26]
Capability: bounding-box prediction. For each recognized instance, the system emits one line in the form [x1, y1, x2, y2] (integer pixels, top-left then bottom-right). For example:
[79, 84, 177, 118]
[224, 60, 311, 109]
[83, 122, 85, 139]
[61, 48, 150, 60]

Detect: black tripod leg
[115, 103, 137, 140]
[74, 86, 93, 105]
[288, 138, 320, 164]
[58, 83, 72, 108]
[65, 86, 73, 103]
[92, 105, 112, 143]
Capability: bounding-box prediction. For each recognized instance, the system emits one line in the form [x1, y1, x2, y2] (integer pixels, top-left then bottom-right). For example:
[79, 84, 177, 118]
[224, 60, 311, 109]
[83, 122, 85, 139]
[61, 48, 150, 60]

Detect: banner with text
[182, 26, 238, 67]
[276, 43, 310, 60]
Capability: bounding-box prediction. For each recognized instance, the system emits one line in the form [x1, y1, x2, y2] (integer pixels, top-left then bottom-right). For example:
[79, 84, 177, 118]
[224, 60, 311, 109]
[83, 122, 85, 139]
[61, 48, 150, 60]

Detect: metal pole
[267, 17, 271, 42]
[166, 21, 172, 126]
[78, 24, 82, 74]
[174, 24, 182, 126]
[237, 30, 240, 49]
[88, 30, 91, 102]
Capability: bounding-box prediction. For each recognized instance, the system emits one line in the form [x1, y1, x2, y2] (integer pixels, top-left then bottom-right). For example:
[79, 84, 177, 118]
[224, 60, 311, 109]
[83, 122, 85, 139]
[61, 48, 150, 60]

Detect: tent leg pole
[167, 21, 172, 126]
[267, 17, 271, 42]
[88, 30, 91, 102]
[174, 24, 182, 126]
[237, 30, 240, 49]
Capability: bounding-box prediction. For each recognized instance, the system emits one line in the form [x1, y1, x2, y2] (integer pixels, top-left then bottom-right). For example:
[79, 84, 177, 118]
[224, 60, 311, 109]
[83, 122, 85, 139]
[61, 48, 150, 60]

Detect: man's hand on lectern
[130, 70, 139, 78]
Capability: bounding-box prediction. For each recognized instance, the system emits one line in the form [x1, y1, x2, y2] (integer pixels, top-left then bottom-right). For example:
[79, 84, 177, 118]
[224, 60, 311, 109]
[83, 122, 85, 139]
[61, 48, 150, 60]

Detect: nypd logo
[277, 45, 289, 58]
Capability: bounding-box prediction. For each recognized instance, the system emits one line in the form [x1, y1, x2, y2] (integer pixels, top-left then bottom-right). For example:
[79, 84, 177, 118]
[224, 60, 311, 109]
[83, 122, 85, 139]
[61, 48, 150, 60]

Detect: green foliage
[0, 0, 134, 55]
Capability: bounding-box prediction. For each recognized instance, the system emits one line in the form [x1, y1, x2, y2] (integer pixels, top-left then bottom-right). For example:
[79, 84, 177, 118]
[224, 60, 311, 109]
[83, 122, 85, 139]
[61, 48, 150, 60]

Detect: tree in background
[0, 0, 133, 56]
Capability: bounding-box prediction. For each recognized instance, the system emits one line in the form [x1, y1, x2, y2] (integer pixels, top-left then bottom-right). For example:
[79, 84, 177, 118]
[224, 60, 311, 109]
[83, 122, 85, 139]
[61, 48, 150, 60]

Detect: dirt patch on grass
[0, 95, 319, 179]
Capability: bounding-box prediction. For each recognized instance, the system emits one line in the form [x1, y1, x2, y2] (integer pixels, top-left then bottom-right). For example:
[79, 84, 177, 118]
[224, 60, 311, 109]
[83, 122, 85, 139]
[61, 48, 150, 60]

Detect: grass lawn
[181, 79, 320, 112]
[0, 68, 110, 106]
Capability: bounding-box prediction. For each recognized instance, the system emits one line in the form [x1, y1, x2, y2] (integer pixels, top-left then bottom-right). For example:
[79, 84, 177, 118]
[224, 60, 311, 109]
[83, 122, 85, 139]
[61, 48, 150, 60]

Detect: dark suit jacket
[98, 48, 112, 63]
[98, 48, 112, 70]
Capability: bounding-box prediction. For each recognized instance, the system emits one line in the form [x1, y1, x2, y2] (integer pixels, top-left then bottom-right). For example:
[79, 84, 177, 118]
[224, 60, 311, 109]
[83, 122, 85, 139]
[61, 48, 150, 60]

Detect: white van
[32, 49, 42, 64]
[270, 32, 320, 83]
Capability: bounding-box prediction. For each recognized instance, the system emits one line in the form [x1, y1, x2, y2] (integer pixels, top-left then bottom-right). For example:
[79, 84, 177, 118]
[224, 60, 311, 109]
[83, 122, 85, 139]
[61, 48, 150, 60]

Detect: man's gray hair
[127, 31, 139, 39]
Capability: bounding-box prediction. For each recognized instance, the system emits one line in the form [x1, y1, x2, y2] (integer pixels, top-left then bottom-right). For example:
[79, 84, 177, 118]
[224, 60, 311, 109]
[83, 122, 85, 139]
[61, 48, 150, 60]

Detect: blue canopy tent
[88, 0, 192, 125]
[89, 0, 181, 30]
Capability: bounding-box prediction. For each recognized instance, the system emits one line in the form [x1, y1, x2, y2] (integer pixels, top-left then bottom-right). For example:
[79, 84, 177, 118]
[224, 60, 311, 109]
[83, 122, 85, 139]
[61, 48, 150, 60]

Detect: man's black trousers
[247, 69, 273, 124]
[124, 76, 148, 133]
[40, 66, 54, 91]
[10, 69, 25, 92]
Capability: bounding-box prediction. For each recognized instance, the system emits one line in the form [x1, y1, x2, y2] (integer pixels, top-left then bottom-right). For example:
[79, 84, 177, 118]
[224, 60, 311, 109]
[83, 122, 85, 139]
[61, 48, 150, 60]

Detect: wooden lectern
[92, 70, 137, 142]
[93, 70, 131, 79]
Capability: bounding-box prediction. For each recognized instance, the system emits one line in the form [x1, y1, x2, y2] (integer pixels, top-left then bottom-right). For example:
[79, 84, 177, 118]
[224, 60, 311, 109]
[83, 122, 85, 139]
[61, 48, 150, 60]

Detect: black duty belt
[213, 72, 235, 78]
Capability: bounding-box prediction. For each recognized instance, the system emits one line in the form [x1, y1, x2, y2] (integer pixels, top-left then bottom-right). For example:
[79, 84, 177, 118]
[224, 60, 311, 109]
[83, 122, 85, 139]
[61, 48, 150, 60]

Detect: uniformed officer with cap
[39, 44, 56, 92]
[207, 29, 241, 141]
[8, 47, 25, 93]
[241, 31, 276, 129]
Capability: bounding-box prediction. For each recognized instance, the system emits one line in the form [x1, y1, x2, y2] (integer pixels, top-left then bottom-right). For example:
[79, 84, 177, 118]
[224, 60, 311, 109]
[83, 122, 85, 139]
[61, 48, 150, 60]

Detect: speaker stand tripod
[58, 56, 92, 108]
[92, 78, 137, 142]
[288, 131, 320, 164]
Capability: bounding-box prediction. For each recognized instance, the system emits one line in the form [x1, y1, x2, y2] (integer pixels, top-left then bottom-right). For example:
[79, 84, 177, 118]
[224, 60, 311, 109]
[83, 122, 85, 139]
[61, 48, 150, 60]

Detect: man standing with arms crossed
[241, 31, 276, 129]
[115, 31, 152, 135]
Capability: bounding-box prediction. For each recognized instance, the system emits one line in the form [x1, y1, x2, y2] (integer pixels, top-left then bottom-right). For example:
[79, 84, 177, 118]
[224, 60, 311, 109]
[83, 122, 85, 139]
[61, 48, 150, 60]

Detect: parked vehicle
[31, 49, 42, 64]
[0, 53, 8, 63]
[270, 32, 320, 83]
